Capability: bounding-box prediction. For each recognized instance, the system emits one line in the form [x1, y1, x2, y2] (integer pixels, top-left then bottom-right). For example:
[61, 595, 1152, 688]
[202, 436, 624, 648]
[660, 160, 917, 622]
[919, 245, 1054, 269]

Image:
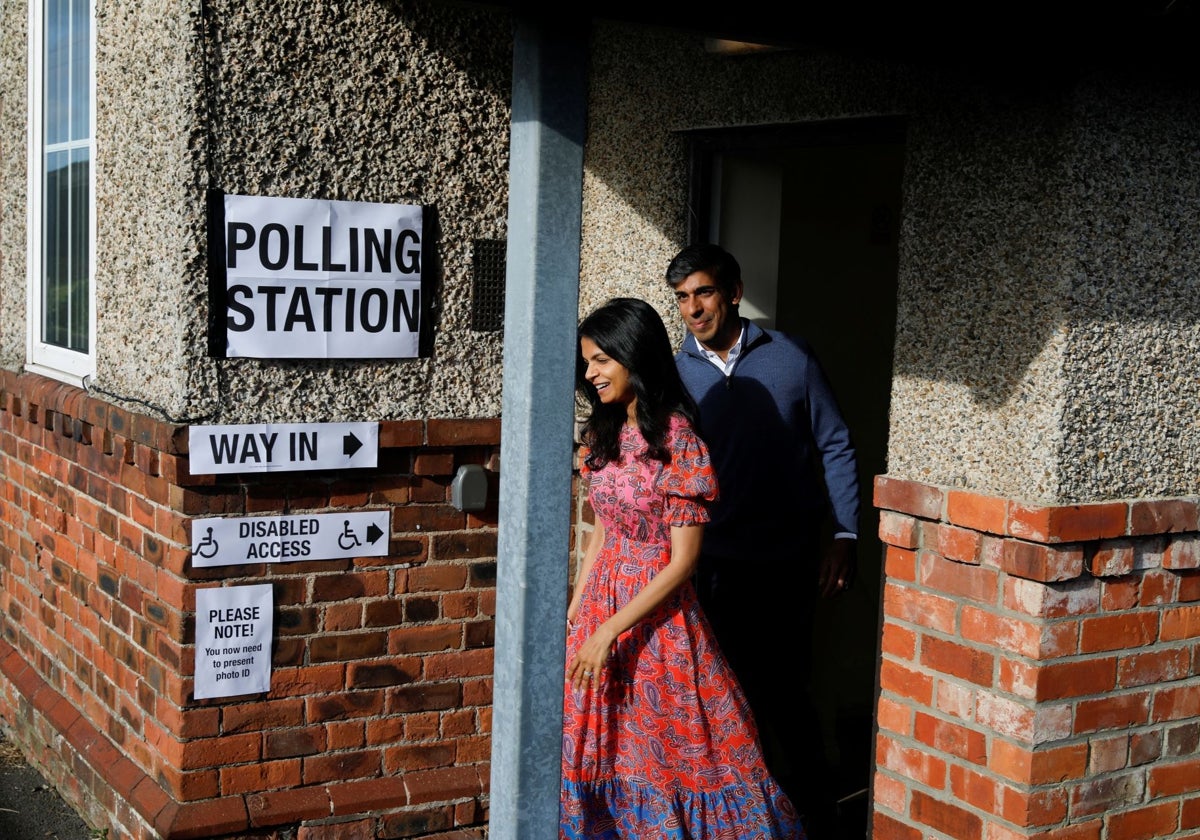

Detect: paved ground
[0, 730, 97, 839]
[0, 726, 869, 839]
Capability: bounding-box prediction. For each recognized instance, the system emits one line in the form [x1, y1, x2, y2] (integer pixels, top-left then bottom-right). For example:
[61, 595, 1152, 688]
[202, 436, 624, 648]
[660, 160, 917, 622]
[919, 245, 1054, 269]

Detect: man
[665, 243, 860, 836]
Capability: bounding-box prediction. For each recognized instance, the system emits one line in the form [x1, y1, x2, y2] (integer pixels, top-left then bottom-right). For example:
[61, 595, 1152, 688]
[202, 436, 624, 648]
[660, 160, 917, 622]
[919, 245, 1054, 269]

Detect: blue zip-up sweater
[675, 319, 860, 559]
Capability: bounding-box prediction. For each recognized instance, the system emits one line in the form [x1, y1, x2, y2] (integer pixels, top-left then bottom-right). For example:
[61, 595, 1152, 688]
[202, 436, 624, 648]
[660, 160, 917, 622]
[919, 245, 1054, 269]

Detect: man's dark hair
[664, 243, 742, 298]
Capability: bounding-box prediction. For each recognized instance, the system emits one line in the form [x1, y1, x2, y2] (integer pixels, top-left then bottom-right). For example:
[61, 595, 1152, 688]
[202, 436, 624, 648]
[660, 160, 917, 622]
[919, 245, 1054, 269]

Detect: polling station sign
[191, 510, 391, 567]
[206, 191, 431, 359]
[194, 584, 273, 699]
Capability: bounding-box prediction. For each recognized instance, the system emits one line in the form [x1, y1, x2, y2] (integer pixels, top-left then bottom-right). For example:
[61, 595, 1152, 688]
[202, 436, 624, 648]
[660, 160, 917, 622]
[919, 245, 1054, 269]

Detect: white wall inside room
[713, 156, 782, 329]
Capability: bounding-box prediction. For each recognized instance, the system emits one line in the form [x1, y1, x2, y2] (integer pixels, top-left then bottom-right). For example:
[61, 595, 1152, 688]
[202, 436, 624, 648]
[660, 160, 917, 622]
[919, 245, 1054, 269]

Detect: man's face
[672, 270, 743, 353]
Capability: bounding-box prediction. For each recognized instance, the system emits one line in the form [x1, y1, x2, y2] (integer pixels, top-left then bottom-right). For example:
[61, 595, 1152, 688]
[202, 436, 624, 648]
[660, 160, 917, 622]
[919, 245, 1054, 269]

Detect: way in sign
[207, 431, 320, 465]
[189, 423, 376, 475]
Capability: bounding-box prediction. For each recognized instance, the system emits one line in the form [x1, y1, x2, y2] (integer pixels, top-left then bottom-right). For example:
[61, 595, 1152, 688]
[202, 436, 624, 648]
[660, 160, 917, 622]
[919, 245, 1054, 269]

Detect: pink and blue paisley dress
[561, 415, 804, 839]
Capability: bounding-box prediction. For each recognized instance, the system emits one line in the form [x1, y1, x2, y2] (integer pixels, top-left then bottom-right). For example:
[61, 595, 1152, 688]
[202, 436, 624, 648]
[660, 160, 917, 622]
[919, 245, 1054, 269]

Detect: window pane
[42, 150, 89, 353]
[45, 0, 69, 145]
[68, 148, 90, 352]
[69, 0, 89, 140]
[43, 150, 69, 348]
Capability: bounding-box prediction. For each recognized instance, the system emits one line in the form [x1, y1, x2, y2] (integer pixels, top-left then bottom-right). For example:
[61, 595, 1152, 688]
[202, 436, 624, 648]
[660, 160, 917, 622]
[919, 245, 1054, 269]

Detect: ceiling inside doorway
[466, 0, 1200, 71]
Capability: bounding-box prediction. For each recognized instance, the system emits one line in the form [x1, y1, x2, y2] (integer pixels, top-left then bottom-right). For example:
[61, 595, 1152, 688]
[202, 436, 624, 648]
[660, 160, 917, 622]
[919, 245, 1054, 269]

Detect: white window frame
[26, 0, 97, 386]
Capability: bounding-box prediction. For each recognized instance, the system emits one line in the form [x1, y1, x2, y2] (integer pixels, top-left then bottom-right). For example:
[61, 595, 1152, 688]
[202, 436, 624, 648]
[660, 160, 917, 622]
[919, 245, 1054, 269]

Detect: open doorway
[682, 116, 905, 838]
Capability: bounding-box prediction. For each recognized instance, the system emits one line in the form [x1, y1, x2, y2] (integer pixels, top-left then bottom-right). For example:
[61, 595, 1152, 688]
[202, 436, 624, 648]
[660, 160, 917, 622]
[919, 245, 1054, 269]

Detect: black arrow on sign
[343, 432, 363, 458]
[366, 523, 384, 544]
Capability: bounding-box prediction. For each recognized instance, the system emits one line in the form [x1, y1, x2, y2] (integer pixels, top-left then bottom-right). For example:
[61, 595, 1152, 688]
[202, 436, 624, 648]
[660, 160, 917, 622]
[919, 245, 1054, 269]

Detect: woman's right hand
[568, 626, 614, 691]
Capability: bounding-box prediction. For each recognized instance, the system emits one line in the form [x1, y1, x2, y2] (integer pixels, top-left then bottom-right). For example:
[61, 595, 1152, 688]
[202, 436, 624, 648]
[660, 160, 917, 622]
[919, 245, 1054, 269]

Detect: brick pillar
[0, 369, 499, 840]
[873, 476, 1200, 840]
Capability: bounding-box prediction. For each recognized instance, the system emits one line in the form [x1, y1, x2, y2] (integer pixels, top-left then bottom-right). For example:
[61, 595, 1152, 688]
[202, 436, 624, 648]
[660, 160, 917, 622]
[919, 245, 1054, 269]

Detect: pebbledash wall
[0, 1, 513, 838]
[2, 3, 1200, 840]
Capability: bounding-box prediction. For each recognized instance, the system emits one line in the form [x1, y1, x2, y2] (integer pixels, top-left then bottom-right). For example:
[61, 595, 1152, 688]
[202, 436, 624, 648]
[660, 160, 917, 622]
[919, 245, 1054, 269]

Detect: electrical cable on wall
[82, 368, 225, 426]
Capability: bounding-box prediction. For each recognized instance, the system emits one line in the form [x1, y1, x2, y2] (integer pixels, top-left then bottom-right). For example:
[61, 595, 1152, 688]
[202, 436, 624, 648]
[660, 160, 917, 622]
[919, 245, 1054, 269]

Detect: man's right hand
[818, 537, 857, 598]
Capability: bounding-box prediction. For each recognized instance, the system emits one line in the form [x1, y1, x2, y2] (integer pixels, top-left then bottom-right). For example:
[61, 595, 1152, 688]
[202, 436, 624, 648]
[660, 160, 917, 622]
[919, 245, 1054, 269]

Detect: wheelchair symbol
[193, 526, 219, 559]
[338, 520, 362, 551]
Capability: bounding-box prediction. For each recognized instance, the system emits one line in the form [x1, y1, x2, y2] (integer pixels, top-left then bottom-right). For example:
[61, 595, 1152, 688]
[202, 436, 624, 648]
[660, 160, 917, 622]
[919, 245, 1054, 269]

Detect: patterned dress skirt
[561, 419, 804, 840]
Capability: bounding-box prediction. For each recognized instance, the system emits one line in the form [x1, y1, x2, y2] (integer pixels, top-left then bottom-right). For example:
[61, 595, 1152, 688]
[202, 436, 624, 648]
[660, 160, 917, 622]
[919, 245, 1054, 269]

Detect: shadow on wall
[584, 25, 1200, 413]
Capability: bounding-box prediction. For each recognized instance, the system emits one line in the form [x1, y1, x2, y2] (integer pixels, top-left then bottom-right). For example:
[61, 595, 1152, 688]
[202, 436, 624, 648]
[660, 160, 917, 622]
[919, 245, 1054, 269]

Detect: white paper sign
[222, 193, 423, 359]
[194, 584, 273, 699]
[191, 510, 391, 567]
[188, 422, 379, 474]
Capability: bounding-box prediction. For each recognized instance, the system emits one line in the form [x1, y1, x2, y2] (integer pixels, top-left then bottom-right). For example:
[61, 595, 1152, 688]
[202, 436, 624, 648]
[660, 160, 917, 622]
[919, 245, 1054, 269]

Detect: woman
[562, 297, 804, 839]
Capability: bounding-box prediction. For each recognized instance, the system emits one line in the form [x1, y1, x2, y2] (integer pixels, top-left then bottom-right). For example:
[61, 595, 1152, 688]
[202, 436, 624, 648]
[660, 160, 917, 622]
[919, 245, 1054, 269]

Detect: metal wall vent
[471, 239, 507, 332]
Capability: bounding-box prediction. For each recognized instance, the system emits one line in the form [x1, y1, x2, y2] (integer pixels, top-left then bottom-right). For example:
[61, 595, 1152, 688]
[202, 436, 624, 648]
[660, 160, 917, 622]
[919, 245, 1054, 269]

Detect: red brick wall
[16, 361, 1197, 840]
[0, 369, 498, 840]
[874, 476, 1200, 840]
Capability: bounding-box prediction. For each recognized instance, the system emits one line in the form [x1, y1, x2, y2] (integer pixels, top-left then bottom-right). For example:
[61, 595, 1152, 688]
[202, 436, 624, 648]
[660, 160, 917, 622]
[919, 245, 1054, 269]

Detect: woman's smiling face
[581, 335, 636, 416]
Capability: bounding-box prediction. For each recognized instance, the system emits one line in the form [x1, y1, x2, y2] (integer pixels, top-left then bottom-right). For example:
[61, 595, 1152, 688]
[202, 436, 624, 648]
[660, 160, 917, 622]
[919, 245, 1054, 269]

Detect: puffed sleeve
[660, 417, 718, 527]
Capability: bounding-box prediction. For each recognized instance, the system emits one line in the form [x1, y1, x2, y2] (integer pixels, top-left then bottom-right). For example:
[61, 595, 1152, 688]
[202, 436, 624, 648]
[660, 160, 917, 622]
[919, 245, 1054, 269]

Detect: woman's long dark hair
[576, 297, 700, 469]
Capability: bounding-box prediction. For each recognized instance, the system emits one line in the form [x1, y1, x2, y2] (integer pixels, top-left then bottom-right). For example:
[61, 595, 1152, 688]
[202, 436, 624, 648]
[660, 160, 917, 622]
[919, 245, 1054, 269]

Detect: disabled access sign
[191, 510, 390, 567]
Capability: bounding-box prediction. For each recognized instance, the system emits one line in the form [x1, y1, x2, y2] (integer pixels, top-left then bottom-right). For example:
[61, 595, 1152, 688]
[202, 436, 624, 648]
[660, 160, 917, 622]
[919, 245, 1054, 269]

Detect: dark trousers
[696, 549, 839, 838]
